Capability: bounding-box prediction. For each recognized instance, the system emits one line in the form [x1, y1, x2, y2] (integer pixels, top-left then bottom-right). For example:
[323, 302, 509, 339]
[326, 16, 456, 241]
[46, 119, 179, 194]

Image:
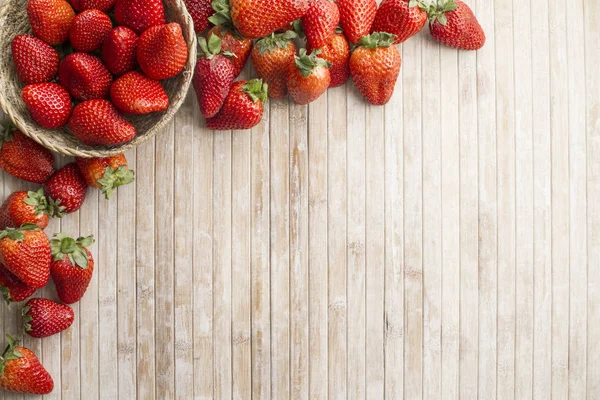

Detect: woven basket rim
[0, 0, 197, 158]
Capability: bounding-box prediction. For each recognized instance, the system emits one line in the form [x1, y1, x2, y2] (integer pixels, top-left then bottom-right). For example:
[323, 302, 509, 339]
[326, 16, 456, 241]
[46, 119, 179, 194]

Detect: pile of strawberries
[12, 0, 189, 146]
[0, 116, 134, 394]
[188, 0, 485, 130]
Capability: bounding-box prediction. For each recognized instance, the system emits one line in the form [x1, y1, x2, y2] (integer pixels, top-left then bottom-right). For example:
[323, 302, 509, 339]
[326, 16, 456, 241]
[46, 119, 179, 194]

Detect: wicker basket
[0, 0, 197, 158]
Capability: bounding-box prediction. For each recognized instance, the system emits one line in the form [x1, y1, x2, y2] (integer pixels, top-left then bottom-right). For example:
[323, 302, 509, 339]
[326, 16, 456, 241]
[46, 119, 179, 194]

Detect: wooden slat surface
[1, 0, 599, 398]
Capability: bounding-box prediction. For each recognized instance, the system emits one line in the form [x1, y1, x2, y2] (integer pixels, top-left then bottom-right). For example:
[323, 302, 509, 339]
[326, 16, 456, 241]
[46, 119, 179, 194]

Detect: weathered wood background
[1, 0, 599, 398]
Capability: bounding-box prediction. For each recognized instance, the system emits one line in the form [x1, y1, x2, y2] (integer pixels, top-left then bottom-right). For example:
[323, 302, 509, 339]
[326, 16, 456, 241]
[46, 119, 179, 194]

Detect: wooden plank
[513, 0, 535, 396]
[269, 98, 290, 400]
[458, 47, 479, 400]
[154, 122, 175, 399]
[327, 84, 347, 400]
[566, 0, 588, 397]
[251, 107, 271, 400]
[193, 123, 214, 400]
[496, 0, 517, 396]
[346, 81, 366, 400]
[232, 127, 252, 400]
[289, 102, 309, 400]
[439, 46, 460, 400]
[402, 33, 423, 400]
[549, 0, 570, 396]
[422, 34, 442, 400]
[173, 94, 195, 399]
[531, 1, 552, 397]
[365, 96, 385, 400]
[585, 0, 600, 398]
[307, 93, 328, 400]
[384, 51, 404, 400]
[136, 138, 157, 400]
[212, 130, 232, 400]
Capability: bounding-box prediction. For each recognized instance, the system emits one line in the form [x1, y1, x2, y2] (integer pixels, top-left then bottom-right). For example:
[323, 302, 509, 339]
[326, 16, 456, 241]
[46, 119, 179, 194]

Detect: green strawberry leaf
[294, 48, 332, 78]
[0, 120, 16, 148]
[0, 335, 23, 377]
[23, 189, 51, 216]
[96, 165, 135, 200]
[51, 233, 94, 268]
[243, 79, 269, 104]
[256, 31, 298, 55]
[358, 32, 396, 49]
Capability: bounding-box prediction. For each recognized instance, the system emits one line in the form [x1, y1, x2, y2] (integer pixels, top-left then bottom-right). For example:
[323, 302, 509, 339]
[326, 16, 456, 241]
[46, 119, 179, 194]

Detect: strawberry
[306, 31, 350, 87]
[59, 53, 113, 101]
[0, 265, 36, 304]
[44, 163, 88, 213]
[22, 83, 72, 129]
[69, 9, 113, 52]
[337, 0, 377, 43]
[302, 0, 339, 49]
[70, 0, 116, 12]
[185, 0, 214, 33]
[102, 26, 139, 76]
[193, 34, 236, 118]
[114, 0, 166, 35]
[206, 25, 253, 77]
[251, 31, 297, 99]
[350, 32, 401, 105]
[27, 0, 75, 45]
[50, 233, 94, 304]
[110, 71, 170, 115]
[206, 79, 268, 130]
[76, 154, 134, 199]
[213, 0, 307, 39]
[287, 49, 331, 104]
[0, 190, 56, 231]
[69, 100, 136, 146]
[0, 121, 55, 184]
[0, 225, 51, 289]
[428, 0, 485, 50]
[0, 335, 54, 394]
[11, 34, 60, 85]
[371, 0, 428, 43]
[23, 298, 74, 338]
[137, 23, 189, 80]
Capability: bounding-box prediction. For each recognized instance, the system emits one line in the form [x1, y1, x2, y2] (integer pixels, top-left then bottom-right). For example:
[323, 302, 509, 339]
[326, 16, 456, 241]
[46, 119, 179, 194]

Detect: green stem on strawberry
[294, 48, 332, 78]
[427, 0, 458, 25]
[96, 165, 135, 199]
[0, 224, 41, 242]
[255, 31, 298, 55]
[23, 188, 53, 216]
[51, 233, 95, 269]
[0, 120, 17, 145]
[243, 79, 269, 103]
[198, 34, 235, 60]
[0, 335, 23, 377]
[22, 306, 33, 332]
[358, 32, 397, 49]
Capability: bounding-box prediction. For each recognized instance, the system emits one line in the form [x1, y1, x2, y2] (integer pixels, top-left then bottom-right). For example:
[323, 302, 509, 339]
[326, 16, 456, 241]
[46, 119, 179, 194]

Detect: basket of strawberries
[0, 0, 197, 158]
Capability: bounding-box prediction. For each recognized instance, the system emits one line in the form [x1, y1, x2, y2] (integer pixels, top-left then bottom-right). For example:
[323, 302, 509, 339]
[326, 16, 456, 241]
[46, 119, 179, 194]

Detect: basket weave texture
[0, 0, 197, 158]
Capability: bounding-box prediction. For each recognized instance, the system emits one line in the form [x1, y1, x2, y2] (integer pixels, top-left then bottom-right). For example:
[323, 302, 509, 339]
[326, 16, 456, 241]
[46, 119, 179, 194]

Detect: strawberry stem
[243, 79, 269, 104]
[255, 31, 298, 55]
[96, 165, 135, 200]
[427, 0, 458, 25]
[294, 49, 332, 78]
[51, 233, 94, 269]
[0, 335, 23, 377]
[358, 32, 396, 49]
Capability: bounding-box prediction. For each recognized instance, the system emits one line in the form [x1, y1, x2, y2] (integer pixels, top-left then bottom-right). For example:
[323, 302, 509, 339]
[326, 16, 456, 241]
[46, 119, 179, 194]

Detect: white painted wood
[0, 1, 596, 398]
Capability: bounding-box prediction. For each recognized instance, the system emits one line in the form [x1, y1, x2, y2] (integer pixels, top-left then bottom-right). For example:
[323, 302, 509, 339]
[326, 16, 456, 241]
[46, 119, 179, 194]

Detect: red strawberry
[371, 0, 428, 44]
[337, 0, 377, 43]
[23, 298, 74, 338]
[0, 335, 54, 394]
[206, 79, 267, 130]
[22, 83, 72, 129]
[287, 49, 331, 104]
[185, 0, 214, 33]
[76, 154, 134, 199]
[102, 26, 139, 76]
[110, 71, 169, 115]
[0, 190, 56, 231]
[70, 0, 116, 12]
[0, 264, 36, 304]
[114, 0, 166, 35]
[137, 23, 189, 80]
[0, 225, 51, 289]
[225, 0, 308, 39]
[43, 163, 88, 214]
[251, 31, 297, 99]
[206, 25, 253, 77]
[302, 0, 340, 49]
[193, 34, 236, 118]
[50, 233, 94, 304]
[59, 53, 113, 101]
[11, 34, 60, 85]
[428, 0, 485, 50]
[27, 0, 75, 45]
[306, 31, 350, 87]
[0, 121, 55, 184]
[350, 32, 401, 105]
[69, 9, 113, 52]
[69, 100, 136, 146]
